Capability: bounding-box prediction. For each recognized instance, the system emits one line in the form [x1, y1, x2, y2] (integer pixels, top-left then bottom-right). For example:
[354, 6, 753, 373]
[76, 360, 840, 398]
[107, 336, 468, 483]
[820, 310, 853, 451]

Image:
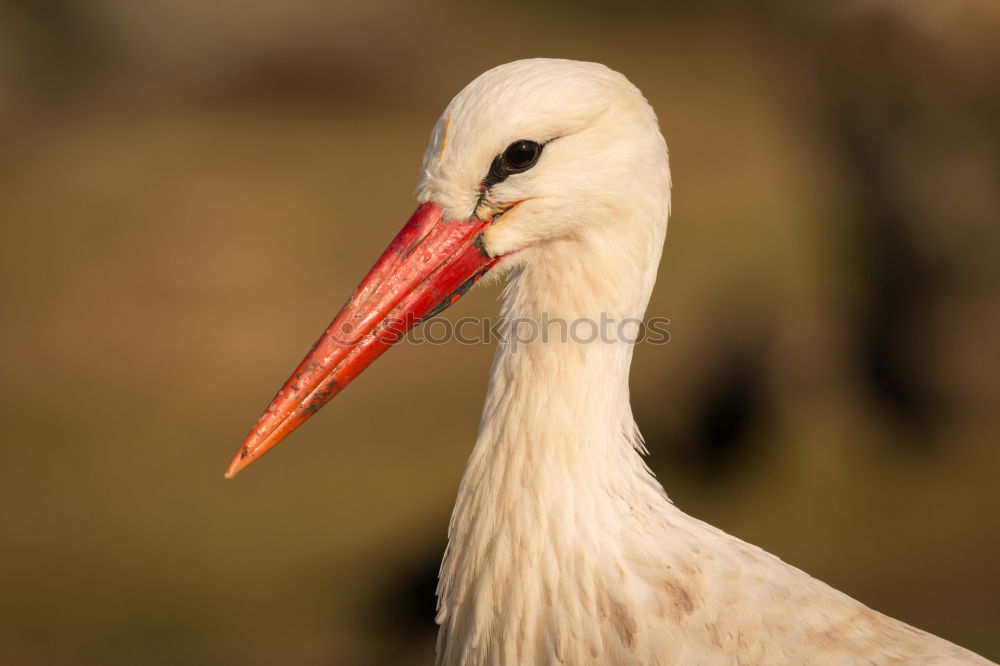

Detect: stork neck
[435, 230, 669, 640]
[456, 227, 666, 517]
[435, 217, 671, 657]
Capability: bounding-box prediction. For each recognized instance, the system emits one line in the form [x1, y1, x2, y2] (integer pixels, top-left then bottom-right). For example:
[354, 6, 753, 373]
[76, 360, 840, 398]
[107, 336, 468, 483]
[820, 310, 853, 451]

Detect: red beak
[224, 201, 496, 479]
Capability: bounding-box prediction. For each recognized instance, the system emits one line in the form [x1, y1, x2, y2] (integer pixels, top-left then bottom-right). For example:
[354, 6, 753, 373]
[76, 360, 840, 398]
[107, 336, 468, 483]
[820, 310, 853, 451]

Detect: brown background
[1, 1, 998, 664]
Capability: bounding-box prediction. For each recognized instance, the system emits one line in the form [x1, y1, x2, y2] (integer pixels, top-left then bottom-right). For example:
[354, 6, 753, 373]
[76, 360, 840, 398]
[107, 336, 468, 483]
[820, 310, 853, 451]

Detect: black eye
[501, 140, 542, 173]
[482, 139, 544, 189]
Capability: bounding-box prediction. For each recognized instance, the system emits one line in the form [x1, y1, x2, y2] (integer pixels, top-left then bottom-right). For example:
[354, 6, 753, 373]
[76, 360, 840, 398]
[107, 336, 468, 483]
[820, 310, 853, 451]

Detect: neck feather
[435, 223, 671, 657]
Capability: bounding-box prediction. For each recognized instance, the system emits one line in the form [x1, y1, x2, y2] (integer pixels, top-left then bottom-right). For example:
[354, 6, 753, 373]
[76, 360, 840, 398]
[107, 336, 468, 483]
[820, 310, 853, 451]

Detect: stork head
[225, 59, 670, 478]
[419, 58, 669, 264]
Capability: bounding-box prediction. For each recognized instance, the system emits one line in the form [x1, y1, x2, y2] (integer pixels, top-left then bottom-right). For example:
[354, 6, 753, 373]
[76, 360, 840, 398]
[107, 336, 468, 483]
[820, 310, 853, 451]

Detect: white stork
[225, 59, 992, 665]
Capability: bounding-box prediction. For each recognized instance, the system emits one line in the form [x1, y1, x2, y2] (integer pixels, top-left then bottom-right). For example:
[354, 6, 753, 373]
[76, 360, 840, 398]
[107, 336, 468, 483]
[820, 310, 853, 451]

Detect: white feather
[416, 59, 991, 666]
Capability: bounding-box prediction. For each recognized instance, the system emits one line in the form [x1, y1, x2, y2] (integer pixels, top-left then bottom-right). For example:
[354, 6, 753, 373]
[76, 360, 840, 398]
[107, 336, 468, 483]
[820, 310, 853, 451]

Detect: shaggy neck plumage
[436, 224, 671, 660]
[466, 245, 649, 495]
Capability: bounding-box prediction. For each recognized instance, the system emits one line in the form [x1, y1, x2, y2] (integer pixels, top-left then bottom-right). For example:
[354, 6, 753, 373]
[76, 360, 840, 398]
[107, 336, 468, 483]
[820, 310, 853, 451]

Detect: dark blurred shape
[786, 1, 1000, 446]
[838, 106, 937, 437]
[639, 337, 768, 481]
[683, 342, 768, 477]
[371, 546, 441, 640]
[4, 0, 108, 102]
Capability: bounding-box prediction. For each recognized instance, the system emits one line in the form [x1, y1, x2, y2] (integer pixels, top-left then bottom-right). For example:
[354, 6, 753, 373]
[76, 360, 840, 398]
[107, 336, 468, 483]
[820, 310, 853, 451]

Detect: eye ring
[500, 140, 542, 173]
[483, 139, 544, 189]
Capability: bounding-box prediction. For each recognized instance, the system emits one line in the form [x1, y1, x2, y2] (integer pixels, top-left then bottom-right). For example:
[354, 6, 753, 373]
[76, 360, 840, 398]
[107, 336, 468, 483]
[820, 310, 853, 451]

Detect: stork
[225, 59, 992, 665]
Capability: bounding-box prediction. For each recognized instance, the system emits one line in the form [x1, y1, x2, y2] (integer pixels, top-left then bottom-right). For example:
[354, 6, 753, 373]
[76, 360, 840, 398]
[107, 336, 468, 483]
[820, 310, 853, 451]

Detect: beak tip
[224, 452, 249, 480]
[222, 202, 495, 482]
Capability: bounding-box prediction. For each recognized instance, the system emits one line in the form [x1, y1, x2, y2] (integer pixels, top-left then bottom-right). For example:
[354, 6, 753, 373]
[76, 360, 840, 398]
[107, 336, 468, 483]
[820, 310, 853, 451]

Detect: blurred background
[1, 0, 999, 663]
